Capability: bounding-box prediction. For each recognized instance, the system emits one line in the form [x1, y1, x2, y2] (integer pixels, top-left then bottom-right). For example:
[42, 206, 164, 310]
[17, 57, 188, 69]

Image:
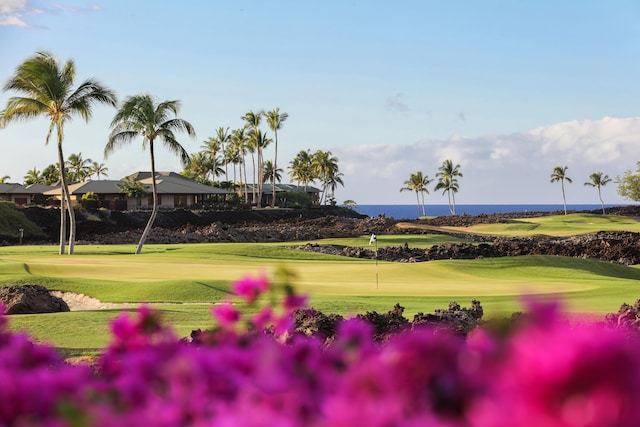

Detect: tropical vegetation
[550, 165, 572, 215]
[0, 51, 117, 255]
[400, 171, 432, 216]
[584, 172, 612, 214]
[616, 162, 640, 202]
[105, 94, 194, 254]
[434, 159, 463, 215]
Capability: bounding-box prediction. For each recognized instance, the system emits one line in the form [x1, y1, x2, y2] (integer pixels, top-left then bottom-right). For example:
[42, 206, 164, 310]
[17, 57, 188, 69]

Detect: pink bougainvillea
[1, 276, 639, 426]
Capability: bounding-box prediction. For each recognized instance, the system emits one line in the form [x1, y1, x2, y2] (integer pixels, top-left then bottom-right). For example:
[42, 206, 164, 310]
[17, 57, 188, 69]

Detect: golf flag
[369, 233, 377, 245]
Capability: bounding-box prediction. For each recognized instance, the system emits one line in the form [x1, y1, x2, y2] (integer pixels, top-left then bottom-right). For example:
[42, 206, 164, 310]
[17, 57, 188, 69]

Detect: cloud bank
[0, 0, 100, 27]
[334, 116, 640, 205]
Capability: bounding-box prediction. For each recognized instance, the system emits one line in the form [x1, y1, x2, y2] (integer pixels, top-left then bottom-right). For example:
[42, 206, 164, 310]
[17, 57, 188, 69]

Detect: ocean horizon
[355, 204, 629, 219]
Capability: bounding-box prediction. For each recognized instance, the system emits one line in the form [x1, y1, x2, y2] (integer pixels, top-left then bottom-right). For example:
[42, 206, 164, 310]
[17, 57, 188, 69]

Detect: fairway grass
[2, 219, 640, 354]
[399, 213, 640, 237]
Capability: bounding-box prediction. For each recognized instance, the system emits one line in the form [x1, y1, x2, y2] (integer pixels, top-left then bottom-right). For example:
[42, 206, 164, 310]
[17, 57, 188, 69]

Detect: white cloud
[333, 116, 640, 205]
[0, 0, 100, 27]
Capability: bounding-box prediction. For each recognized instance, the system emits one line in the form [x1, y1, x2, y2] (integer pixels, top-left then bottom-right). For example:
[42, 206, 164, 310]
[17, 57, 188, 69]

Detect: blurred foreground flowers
[2, 276, 640, 426]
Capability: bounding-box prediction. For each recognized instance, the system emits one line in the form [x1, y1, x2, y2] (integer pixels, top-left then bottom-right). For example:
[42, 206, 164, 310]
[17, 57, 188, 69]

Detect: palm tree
[90, 161, 109, 180]
[242, 111, 264, 204]
[400, 171, 432, 216]
[183, 151, 213, 183]
[23, 167, 43, 185]
[106, 94, 194, 254]
[66, 152, 92, 183]
[289, 149, 314, 191]
[229, 127, 249, 203]
[312, 150, 342, 205]
[0, 176, 10, 183]
[1, 51, 117, 254]
[265, 108, 288, 207]
[434, 159, 463, 215]
[550, 165, 572, 215]
[584, 172, 611, 215]
[263, 160, 283, 185]
[41, 164, 60, 186]
[202, 127, 230, 180]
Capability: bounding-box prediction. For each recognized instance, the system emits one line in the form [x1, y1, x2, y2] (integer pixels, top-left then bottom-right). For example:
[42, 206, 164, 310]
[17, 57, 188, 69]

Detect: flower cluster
[1, 277, 640, 426]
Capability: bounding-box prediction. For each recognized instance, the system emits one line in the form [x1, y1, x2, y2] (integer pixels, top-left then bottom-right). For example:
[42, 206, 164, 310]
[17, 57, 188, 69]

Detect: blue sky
[1, 0, 640, 205]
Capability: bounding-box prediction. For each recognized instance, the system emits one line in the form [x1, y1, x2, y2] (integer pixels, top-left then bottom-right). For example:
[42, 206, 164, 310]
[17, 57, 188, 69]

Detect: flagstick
[369, 233, 378, 290]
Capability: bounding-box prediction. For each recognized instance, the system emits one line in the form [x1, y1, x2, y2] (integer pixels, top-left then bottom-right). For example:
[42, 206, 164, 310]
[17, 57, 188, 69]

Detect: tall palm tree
[400, 171, 432, 217]
[242, 110, 264, 205]
[23, 167, 43, 185]
[90, 161, 109, 180]
[230, 127, 249, 203]
[66, 152, 92, 183]
[265, 108, 288, 207]
[434, 159, 463, 215]
[183, 151, 213, 183]
[584, 172, 611, 215]
[550, 165, 572, 215]
[106, 94, 194, 254]
[1, 51, 117, 254]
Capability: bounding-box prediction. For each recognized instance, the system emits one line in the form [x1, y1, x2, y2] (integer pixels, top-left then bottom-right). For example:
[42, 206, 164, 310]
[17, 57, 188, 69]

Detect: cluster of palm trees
[182, 108, 289, 208]
[289, 149, 344, 205]
[400, 160, 463, 216]
[550, 165, 611, 215]
[21, 153, 108, 186]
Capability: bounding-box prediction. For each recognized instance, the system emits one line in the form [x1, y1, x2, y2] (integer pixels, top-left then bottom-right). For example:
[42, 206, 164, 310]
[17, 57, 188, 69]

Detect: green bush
[0, 201, 47, 241]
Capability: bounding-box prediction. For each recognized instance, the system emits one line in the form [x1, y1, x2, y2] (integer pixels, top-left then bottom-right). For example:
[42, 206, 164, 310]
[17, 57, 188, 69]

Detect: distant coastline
[355, 204, 631, 219]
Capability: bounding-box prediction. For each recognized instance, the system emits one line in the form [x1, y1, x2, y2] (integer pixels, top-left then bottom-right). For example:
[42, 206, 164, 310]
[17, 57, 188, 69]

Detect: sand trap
[50, 291, 139, 311]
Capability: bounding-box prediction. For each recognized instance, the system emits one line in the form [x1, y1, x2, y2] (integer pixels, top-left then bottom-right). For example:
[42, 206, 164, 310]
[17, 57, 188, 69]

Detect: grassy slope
[3, 213, 640, 354]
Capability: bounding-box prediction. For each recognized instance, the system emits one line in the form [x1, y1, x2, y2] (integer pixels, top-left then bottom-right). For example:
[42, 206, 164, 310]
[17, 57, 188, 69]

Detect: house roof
[0, 183, 43, 195]
[246, 183, 321, 193]
[43, 173, 233, 196]
[25, 183, 56, 193]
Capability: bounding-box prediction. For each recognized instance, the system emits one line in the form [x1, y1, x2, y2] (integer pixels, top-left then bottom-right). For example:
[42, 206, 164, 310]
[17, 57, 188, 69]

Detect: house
[244, 183, 321, 207]
[43, 172, 234, 210]
[0, 183, 55, 205]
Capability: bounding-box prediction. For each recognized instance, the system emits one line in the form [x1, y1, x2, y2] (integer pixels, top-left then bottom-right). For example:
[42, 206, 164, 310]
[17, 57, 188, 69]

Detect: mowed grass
[399, 213, 640, 237]
[2, 213, 640, 354]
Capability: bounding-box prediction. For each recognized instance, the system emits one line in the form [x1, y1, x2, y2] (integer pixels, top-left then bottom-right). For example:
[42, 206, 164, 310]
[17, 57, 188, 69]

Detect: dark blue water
[355, 204, 622, 219]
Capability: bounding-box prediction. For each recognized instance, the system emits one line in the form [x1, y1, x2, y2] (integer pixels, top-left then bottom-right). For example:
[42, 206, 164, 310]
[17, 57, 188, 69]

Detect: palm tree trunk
[272, 132, 278, 208]
[452, 192, 457, 216]
[420, 191, 427, 216]
[415, 191, 420, 216]
[561, 181, 567, 215]
[598, 188, 605, 215]
[447, 191, 454, 215]
[136, 142, 158, 255]
[58, 186, 66, 255]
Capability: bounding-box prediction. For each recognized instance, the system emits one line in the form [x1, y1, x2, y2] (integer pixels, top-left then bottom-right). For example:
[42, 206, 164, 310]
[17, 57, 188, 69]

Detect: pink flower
[233, 274, 269, 304]
[212, 302, 240, 328]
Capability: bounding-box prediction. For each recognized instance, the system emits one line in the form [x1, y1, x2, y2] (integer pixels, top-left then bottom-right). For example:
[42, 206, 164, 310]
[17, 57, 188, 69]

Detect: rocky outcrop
[294, 231, 640, 265]
[0, 284, 70, 314]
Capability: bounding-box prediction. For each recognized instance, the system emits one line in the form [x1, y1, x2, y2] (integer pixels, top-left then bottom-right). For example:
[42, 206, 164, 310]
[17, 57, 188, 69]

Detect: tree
[312, 150, 343, 205]
[202, 127, 230, 181]
[229, 127, 249, 203]
[116, 177, 150, 208]
[615, 162, 640, 203]
[289, 150, 314, 191]
[42, 164, 60, 186]
[0, 176, 10, 183]
[262, 160, 283, 186]
[434, 160, 463, 215]
[400, 171, 432, 217]
[23, 167, 43, 185]
[1, 51, 117, 255]
[106, 94, 194, 254]
[265, 108, 288, 207]
[550, 165, 572, 215]
[584, 172, 611, 215]
[66, 152, 92, 183]
[90, 161, 109, 180]
[242, 110, 265, 206]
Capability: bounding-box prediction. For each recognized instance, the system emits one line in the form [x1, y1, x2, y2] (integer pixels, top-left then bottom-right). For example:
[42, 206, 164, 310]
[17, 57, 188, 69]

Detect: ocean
[355, 204, 622, 219]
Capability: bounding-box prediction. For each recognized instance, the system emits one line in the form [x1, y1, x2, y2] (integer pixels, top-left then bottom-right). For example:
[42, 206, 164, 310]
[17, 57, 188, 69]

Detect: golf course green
[1, 212, 640, 355]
